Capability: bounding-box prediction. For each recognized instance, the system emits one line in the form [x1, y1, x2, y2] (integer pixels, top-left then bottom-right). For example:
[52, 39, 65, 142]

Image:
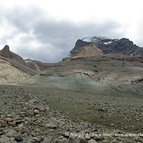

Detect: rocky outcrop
[70, 37, 143, 57]
[0, 45, 26, 65]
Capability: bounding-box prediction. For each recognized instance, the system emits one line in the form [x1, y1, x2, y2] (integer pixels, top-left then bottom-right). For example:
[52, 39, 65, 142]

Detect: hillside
[24, 53, 143, 143]
[0, 59, 29, 84]
[70, 43, 103, 59]
[0, 45, 50, 76]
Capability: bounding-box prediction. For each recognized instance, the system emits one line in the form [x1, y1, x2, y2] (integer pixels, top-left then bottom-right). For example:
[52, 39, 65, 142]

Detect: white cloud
[1, 0, 143, 23]
[0, 0, 143, 62]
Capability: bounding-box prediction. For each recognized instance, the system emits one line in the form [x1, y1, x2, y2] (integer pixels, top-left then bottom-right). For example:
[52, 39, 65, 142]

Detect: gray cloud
[0, 7, 124, 62]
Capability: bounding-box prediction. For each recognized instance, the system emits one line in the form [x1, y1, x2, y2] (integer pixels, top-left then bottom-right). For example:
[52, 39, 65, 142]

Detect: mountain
[0, 45, 52, 75]
[0, 45, 38, 75]
[70, 36, 143, 58]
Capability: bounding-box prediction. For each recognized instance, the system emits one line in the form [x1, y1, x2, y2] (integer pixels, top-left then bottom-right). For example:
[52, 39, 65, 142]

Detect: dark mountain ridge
[70, 37, 143, 57]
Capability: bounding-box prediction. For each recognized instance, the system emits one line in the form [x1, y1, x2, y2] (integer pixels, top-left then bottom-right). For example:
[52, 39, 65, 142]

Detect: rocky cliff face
[70, 37, 143, 57]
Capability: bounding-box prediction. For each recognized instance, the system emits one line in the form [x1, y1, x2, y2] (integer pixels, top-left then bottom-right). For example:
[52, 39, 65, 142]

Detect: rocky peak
[70, 36, 143, 57]
[0, 45, 26, 65]
[82, 36, 114, 43]
[2, 45, 10, 51]
[115, 38, 134, 48]
[70, 40, 90, 56]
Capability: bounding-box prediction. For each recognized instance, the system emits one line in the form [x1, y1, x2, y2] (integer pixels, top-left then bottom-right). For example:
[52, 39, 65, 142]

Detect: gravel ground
[0, 85, 143, 143]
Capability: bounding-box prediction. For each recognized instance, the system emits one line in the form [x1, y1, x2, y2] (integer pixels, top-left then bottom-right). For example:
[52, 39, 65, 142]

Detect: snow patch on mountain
[81, 36, 119, 45]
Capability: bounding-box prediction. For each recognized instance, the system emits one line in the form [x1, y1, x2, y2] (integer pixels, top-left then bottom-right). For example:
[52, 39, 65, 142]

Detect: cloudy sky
[0, 0, 143, 62]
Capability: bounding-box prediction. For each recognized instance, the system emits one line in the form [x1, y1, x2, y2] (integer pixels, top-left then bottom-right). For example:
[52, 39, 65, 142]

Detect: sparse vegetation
[23, 85, 143, 132]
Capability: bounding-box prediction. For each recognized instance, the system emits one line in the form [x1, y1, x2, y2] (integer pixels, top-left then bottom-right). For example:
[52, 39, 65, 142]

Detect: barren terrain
[0, 43, 143, 143]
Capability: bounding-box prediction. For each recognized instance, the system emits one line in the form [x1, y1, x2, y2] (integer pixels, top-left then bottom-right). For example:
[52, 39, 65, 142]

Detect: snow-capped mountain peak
[81, 36, 118, 44]
[70, 36, 143, 57]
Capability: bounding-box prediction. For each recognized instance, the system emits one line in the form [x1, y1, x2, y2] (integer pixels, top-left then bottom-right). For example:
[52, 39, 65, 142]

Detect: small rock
[43, 136, 53, 143]
[62, 132, 70, 138]
[17, 123, 24, 129]
[15, 125, 27, 134]
[92, 135, 104, 142]
[4, 117, 13, 122]
[9, 137, 17, 143]
[29, 137, 44, 143]
[6, 114, 14, 117]
[5, 129, 17, 137]
[15, 119, 23, 125]
[85, 133, 91, 140]
[111, 139, 119, 143]
[97, 108, 106, 112]
[0, 135, 10, 143]
[14, 134, 23, 142]
[45, 122, 57, 129]
[19, 112, 26, 117]
[59, 136, 68, 142]
[111, 123, 114, 126]
[80, 138, 88, 143]
[0, 131, 4, 135]
[26, 109, 34, 116]
[0, 119, 6, 127]
[88, 139, 97, 143]
[34, 109, 40, 115]
[8, 121, 16, 126]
